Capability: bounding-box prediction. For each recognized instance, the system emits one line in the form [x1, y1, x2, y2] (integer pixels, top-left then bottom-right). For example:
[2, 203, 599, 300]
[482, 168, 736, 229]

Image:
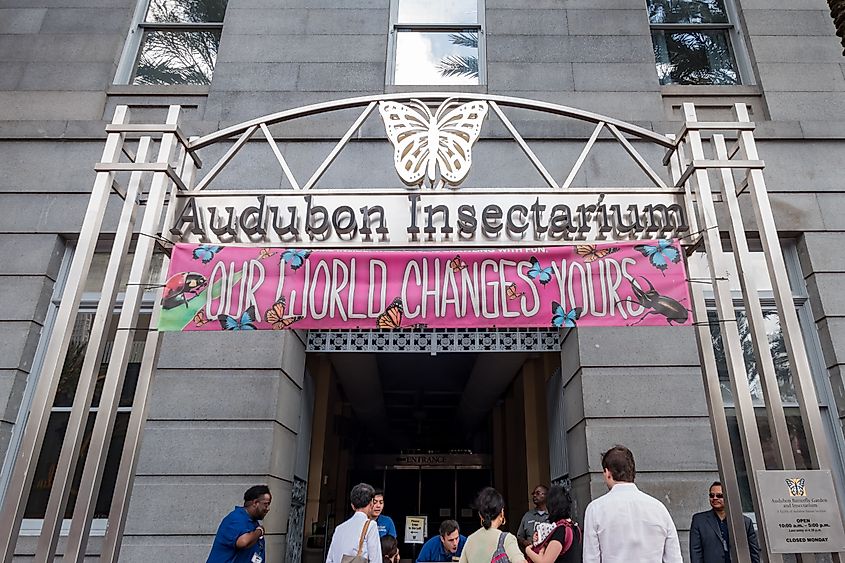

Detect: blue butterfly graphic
[633, 240, 681, 274]
[551, 302, 581, 328]
[527, 256, 554, 285]
[192, 244, 222, 264]
[218, 306, 257, 331]
[282, 249, 312, 271]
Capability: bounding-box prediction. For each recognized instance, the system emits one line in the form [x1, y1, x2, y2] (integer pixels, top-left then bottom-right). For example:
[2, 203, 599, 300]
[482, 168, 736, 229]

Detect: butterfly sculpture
[552, 302, 581, 328]
[449, 255, 467, 272]
[218, 306, 258, 331]
[281, 249, 311, 271]
[376, 297, 427, 330]
[634, 240, 681, 273]
[192, 244, 222, 264]
[527, 256, 554, 286]
[785, 477, 806, 496]
[378, 98, 488, 189]
[264, 297, 303, 330]
[576, 244, 619, 263]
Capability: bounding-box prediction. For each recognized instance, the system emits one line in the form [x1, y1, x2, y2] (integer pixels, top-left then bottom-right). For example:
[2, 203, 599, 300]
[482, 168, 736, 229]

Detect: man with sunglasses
[690, 481, 760, 563]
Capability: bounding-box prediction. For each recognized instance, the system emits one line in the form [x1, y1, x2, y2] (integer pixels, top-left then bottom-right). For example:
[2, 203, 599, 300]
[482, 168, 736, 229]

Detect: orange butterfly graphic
[193, 309, 210, 327]
[448, 255, 467, 272]
[505, 283, 524, 301]
[376, 297, 427, 330]
[576, 244, 619, 263]
[264, 297, 303, 330]
[258, 248, 277, 260]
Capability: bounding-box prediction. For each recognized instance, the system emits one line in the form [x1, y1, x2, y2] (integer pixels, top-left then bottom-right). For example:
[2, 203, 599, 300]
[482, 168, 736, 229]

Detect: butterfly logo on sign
[785, 478, 807, 497]
[379, 98, 489, 189]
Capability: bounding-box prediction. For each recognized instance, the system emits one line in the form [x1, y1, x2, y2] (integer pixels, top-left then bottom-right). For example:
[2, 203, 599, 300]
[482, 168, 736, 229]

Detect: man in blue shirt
[207, 485, 272, 563]
[416, 520, 467, 562]
[372, 490, 398, 538]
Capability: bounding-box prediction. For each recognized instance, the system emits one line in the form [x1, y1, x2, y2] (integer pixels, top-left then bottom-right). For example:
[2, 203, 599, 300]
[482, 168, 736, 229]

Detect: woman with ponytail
[459, 488, 525, 563]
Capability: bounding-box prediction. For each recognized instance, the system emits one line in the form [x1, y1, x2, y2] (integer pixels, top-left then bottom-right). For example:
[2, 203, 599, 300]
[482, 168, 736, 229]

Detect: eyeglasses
[709, 493, 724, 499]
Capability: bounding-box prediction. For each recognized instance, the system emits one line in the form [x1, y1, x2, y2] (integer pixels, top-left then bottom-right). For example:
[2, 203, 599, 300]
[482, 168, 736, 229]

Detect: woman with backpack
[524, 486, 582, 563]
[459, 487, 525, 563]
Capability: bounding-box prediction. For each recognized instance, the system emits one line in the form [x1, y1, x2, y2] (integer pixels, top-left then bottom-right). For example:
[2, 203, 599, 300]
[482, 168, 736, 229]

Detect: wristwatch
[256, 526, 265, 539]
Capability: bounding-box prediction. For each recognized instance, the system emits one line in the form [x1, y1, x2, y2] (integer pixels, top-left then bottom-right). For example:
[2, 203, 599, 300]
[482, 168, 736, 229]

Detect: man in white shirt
[326, 483, 383, 563]
[582, 445, 683, 563]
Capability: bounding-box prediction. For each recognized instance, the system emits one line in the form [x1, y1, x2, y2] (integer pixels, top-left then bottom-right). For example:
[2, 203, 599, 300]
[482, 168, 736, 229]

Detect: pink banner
[159, 242, 691, 331]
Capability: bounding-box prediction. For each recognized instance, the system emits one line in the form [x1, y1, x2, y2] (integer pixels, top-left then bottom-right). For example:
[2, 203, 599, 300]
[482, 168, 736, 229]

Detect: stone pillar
[560, 325, 716, 557]
[119, 329, 307, 561]
[799, 233, 845, 447]
[0, 235, 63, 485]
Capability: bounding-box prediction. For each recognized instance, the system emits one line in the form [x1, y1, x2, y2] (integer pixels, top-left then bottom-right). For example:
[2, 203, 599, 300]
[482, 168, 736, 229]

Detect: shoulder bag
[342, 520, 372, 563]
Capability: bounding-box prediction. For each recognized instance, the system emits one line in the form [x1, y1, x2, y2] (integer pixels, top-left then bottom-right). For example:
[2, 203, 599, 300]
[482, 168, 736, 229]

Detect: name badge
[252, 553, 263, 563]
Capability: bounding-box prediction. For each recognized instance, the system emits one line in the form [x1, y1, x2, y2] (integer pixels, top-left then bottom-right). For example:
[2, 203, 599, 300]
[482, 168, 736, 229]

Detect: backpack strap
[490, 531, 509, 563]
[497, 531, 507, 550]
[356, 519, 372, 557]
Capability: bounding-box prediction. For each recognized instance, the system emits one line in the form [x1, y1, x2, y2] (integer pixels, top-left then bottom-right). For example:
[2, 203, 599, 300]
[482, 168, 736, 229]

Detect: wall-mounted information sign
[757, 470, 845, 553]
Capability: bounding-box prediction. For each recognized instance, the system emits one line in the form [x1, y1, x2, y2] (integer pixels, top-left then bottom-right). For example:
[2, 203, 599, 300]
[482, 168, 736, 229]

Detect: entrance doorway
[303, 348, 559, 561]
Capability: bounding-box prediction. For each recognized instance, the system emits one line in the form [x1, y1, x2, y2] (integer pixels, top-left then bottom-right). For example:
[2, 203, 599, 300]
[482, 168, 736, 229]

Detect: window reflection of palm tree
[647, 0, 737, 85]
[134, 0, 227, 85]
[436, 32, 479, 79]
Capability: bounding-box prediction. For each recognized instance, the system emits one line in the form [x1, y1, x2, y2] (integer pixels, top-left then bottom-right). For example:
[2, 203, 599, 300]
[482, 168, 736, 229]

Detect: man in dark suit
[690, 481, 761, 563]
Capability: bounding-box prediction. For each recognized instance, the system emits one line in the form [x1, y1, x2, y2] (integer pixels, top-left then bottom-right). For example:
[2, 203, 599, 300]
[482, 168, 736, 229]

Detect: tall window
[388, 0, 485, 86]
[20, 250, 161, 533]
[118, 0, 229, 85]
[646, 0, 741, 86]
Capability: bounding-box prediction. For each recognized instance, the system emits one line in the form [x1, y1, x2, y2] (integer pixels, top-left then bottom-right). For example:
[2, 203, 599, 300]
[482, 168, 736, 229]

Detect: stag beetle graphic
[627, 276, 689, 325]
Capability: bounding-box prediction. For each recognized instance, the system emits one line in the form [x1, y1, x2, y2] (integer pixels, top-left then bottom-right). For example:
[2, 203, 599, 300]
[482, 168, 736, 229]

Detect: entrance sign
[756, 470, 845, 553]
[159, 241, 691, 331]
[405, 516, 428, 544]
[171, 190, 689, 247]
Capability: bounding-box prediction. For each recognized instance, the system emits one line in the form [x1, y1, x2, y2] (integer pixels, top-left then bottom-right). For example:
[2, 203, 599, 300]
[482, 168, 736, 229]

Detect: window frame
[386, 0, 487, 87]
[646, 0, 754, 86]
[114, 0, 226, 86]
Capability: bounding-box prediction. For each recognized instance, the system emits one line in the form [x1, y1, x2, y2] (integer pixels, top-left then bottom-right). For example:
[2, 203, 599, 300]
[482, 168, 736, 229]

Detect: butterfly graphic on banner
[378, 98, 488, 189]
[527, 256, 554, 286]
[449, 255, 467, 272]
[219, 306, 258, 331]
[505, 283, 524, 300]
[551, 302, 581, 329]
[576, 244, 619, 263]
[376, 297, 428, 330]
[264, 297, 303, 330]
[258, 248, 277, 260]
[785, 478, 806, 497]
[281, 249, 311, 271]
[634, 240, 681, 274]
[192, 244, 222, 264]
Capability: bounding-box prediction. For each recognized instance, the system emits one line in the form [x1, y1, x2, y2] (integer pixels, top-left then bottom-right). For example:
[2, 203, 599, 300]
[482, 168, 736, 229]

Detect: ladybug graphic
[162, 272, 208, 310]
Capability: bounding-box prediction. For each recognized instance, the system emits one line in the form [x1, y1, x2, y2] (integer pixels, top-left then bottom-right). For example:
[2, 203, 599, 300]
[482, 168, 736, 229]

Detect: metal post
[711, 134, 795, 470]
[63, 105, 183, 563]
[682, 102, 780, 561]
[733, 103, 845, 561]
[667, 134, 752, 563]
[0, 106, 130, 563]
[99, 139, 197, 562]
[33, 137, 153, 562]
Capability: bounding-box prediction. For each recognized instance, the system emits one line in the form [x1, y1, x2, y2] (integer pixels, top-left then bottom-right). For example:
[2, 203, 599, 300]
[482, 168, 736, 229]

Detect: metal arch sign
[158, 241, 691, 331]
[169, 189, 689, 247]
